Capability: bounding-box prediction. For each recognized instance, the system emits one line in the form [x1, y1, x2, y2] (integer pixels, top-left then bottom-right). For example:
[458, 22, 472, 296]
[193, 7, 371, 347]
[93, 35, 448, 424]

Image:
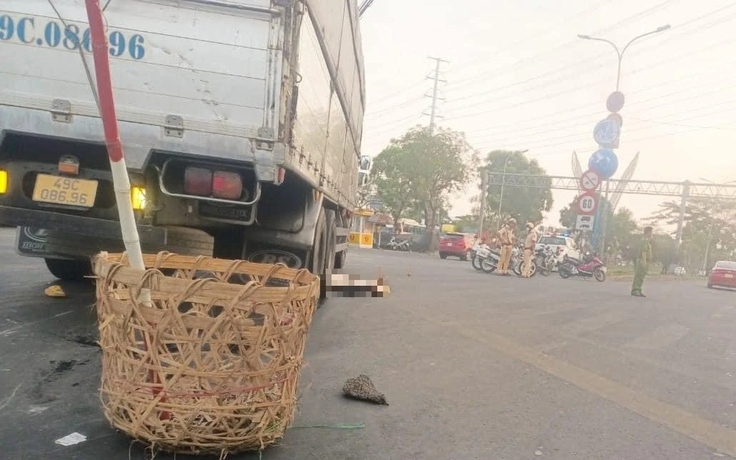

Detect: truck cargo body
[0, 0, 366, 281]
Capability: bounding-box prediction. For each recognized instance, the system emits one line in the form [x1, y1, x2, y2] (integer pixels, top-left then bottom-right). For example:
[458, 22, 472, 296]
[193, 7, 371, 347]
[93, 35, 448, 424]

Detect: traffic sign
[576, 214, 595, 231]
[607, 112, 623, 127]
[606, 91, 625, 113]
[593, 118, 621, 147]
[588, 148, 619, 180]
[579, 169, 601, 191]
[576, 191, 598, 215]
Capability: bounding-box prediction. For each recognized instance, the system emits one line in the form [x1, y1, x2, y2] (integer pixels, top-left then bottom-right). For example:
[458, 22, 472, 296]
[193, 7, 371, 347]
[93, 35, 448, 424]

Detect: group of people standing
[483, 217, 539, 278]
[475, 217, 654, 296]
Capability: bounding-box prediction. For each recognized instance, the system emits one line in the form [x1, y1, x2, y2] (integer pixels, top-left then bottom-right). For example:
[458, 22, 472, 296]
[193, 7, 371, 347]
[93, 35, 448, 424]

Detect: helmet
[507, 218, 517, 224]
[526, 222, 534, 229]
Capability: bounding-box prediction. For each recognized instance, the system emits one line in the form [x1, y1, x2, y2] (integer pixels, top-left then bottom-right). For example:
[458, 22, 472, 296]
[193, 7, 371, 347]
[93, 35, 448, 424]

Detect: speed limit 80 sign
[576, 191, 598, 215]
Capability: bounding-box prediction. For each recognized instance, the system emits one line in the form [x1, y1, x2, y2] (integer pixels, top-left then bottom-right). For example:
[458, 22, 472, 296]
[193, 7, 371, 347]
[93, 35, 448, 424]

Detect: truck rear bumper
[0, 205, 167, 245]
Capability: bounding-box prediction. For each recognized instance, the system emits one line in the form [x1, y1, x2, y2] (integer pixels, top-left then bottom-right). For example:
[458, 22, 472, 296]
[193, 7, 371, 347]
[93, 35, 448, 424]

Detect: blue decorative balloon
[588, 148, 619, 180]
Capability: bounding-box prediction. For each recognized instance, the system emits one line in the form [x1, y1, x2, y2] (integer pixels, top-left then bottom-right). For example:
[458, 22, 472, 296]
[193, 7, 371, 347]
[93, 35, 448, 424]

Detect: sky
[357, 0, 736, 229]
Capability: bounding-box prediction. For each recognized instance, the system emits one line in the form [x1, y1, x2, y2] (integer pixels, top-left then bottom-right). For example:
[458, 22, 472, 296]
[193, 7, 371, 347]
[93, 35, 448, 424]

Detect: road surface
[0, 227, 735, 460]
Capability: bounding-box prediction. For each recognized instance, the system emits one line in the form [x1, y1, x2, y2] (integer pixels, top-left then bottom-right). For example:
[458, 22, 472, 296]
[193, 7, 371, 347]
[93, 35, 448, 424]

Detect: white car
[537, 235, 581, 264]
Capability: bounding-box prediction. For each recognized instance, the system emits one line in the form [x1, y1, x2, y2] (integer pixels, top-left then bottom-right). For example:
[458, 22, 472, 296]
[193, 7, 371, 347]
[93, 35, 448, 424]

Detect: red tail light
[212, 171, 242, 200]
[184, 167, 212, 196]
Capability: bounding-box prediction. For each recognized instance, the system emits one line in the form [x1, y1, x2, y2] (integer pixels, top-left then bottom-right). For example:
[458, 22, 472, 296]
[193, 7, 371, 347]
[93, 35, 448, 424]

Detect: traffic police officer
[522, 222, 538, 278]
[497, 218, 516, 275]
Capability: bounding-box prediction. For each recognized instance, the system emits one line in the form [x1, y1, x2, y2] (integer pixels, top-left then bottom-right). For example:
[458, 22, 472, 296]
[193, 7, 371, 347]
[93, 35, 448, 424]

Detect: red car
[708, 260, 736, 289]
[439, 233, 474, 260]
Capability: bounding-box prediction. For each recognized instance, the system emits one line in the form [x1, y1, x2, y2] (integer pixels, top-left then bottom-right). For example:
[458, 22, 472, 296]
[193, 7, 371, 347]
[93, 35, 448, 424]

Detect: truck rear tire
[324, 210, 337, 272]
[147, 226, 214, 257]
[309, 211, 327, 277]
[44, 258, 92, 282]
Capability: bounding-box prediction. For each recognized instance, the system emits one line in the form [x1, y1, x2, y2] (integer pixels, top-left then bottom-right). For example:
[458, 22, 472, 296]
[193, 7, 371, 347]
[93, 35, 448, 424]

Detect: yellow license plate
[32, 174, 97, 207]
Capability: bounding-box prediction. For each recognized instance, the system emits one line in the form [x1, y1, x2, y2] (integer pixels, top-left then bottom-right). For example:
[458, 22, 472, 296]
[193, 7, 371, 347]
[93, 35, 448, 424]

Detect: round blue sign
[593, 118, 621, 147]
[588, 149, 619, 180]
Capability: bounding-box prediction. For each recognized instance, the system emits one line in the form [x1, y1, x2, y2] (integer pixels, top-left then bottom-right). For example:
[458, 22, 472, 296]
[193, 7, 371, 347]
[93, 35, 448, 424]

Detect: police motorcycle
[535, 245, 557, 276]
[480, 243, 537, 276]
[471, 242, 500, 273]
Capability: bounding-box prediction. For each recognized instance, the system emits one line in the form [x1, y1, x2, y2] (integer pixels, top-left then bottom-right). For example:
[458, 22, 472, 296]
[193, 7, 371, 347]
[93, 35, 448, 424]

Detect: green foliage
[481, 150, 553, 228]
[649, 197, 736, 271]
[452, 214, 481, 234]
[372, 125, 476, 250]
[371, 144, 419, 223]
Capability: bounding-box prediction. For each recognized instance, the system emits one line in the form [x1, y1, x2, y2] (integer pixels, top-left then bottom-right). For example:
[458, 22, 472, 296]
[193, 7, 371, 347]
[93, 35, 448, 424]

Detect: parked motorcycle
[534, 246, 554, 276]
[481, 244, 537, 277]
[472, 243, 498, 273]
[558, 251, 606, 281]
[387, 236, 411, 252]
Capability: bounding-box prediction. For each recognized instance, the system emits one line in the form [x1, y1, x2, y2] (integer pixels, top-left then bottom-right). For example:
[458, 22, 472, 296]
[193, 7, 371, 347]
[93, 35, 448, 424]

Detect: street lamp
[577, 24, 671, 91]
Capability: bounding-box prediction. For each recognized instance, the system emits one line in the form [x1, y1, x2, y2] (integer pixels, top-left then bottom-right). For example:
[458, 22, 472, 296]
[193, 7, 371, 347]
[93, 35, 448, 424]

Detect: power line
[484, 99, 736, 148]
[444, 7, 735, 112]
[465, 63, 736, 143]
[442, 0, 680, 92]
[362, 2, 736, 133]
[471, 101, 736, 153]
[441, 10, 736, 120]
[433, 0, 617, 79]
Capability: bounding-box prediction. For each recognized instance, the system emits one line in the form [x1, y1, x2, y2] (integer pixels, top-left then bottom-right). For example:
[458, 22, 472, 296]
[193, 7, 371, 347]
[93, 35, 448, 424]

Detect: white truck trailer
[0, 0, 369, 284]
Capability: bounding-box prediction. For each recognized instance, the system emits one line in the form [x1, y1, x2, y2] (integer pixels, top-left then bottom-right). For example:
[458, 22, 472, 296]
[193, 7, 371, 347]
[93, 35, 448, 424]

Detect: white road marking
[0, 310, 72, 337]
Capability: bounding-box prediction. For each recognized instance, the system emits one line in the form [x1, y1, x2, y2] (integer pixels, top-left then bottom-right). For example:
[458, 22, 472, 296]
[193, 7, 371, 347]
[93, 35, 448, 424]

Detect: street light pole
[577, 25, 670, 91]
[577, 25, 670, 255]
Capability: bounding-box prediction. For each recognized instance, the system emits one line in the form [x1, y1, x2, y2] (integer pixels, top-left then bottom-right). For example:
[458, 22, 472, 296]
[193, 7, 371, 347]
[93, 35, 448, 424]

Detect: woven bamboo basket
[92, 251, 320, 456]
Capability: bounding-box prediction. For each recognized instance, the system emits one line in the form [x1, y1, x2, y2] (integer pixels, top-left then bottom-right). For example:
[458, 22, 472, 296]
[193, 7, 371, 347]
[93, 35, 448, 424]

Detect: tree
[453, 214, 481, 234]
[558, 195, 640, 261]
[372, 125, 475, 251]
[481, 150, 553, 228]
[649, 197, 736, 272]
[371, 144, 419, 225]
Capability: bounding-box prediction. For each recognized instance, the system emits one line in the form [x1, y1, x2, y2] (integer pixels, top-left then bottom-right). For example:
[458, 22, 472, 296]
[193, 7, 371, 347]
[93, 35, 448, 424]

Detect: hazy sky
[358, 0, 736, 228]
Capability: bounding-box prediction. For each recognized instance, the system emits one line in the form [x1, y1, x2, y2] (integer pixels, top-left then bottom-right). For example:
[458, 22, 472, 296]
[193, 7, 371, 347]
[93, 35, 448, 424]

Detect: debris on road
[343, 374, 389, 405]
[44, 285, 66, 298]
[54, 432, 87, 447]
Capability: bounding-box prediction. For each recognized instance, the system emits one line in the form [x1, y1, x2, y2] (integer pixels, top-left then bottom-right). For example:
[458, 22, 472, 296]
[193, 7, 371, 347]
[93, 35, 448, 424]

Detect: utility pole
[478, 170, 488, 237]
[424, 56, 448, 134]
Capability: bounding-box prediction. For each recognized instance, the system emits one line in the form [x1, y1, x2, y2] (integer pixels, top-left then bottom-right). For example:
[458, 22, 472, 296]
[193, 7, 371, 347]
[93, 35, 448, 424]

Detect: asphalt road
[1, 227, 736, 460]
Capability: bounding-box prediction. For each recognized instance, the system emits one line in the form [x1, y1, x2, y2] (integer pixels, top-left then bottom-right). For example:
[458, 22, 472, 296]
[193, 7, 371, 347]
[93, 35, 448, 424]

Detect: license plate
[726, 274, 734, 278]
[32, 174, 97, 207]
[600, 266, 607, 273]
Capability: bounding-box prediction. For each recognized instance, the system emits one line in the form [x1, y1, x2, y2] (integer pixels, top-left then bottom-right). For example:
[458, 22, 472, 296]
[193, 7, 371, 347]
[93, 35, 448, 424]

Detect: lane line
[0, 384, 22, 413]
[0, 310, 72, 337]
[418, 313, 736, 458]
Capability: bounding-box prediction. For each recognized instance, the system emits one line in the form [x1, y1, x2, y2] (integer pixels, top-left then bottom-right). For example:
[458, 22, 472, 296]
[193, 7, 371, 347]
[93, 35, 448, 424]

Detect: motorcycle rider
[497, 218, 516, 275]
[522, 221, 538, 278]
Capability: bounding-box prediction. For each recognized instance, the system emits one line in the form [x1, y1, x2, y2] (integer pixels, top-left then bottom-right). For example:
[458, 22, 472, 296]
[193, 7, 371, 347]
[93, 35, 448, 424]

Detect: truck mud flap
[14, 227, 58, 259]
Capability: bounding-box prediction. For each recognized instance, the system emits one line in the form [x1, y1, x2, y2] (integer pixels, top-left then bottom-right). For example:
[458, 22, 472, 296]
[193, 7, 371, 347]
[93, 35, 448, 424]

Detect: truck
[0, 0, 369, 286]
